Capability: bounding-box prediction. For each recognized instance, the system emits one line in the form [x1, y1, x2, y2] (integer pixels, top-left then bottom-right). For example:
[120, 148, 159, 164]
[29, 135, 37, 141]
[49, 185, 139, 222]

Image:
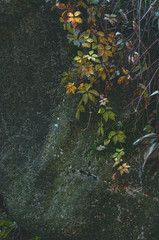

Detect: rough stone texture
[0, 1, 159, 240]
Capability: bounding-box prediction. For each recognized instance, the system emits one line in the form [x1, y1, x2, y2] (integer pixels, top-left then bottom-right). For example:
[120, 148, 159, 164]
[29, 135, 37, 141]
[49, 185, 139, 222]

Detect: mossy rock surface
[0, 1, 159, 240]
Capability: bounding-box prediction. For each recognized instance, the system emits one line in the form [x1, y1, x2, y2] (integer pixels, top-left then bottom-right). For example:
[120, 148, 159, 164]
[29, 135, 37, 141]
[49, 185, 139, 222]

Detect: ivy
[52, 0, 159, 180]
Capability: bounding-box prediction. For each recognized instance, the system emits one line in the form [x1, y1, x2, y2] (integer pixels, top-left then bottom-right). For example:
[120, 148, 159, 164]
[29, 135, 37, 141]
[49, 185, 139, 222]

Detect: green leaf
[108, 131, 116, 138]
[74, 56, 81, 61]
[61, 76, 68, 84]
[98, 107, 105, 114]
[61, 72, 68, 76]
[103, 112, 108, 122]
[108, 111, 116, 121]
[89, 50, 94, 55]
[113, 135, 118, 144]
[104, 139, 110, 146]
[77, 90, 85, 94]
[112, 152, 118, 158]
[132, 64, 140, 73]
[92, 43, 97, 49]
[73, 28, 80, 37]
[79, 105, 86, 112]
[118, 136, 126, 143]
[116, 148, 124, 152]
[106, 106, 112, 110]
[89, 89, 100, 96]
[82, 93, 89, 105]
[76, 109, 80, 120]
[92, 54, 98, 57]
[77, 51, 83, 56]
[88, 93, 95, 103]
[97, 11, 101, 18]
[101, 127, 104, 136]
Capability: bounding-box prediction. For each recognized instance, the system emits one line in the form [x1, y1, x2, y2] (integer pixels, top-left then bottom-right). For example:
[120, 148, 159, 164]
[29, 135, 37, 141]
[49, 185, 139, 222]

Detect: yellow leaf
[105, 45, 111, 50]
[82, 43, 91, 48]
[68, 12, 74, 17]
[107, 51, 112, 57]
[74, 11, 81, 16]
[98, 44, 104, 49]
[75, 17, 83, 23]
[122, 67, 129, 74]
[102, 52, 108, 62]
[117, 76, 126, 84]
[65, 82, 77, 94]
[97, 31, 105, 37]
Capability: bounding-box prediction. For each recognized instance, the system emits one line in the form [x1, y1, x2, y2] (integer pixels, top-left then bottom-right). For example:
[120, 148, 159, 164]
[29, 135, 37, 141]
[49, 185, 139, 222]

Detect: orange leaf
[118, 76, 127, 84]
[57, 3, 66, 10]
[75, 17, 83, 23]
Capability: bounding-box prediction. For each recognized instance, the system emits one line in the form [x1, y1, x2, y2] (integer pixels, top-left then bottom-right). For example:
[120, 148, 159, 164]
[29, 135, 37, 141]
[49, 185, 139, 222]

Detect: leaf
[98, 107, 105, 114]
[75, 17, 83, 23]
[82, 93, 89, 105]
[132, 64, 140, 73]
[89, 50, 94, 55]
[101, 127, 104, 136]
[79, 105, 86, 112]
[103, 112, 109, 122]
[86, 38, 94, 43]
[88, 93, 95, 103]
[74, 11, 81, 16]
[97, 31, 105, 37]
[122, 67, 129, 74]
[74, 40, 80, 47]
[77, 51, 83, 56]
[118, 76, 127, 84]
[108, 111, 116, 121]
[92, 43, 97, 49]
[68, 12, 74, 17]
[108, 131, 116, 138]
[89, 89, 99, 96]
[104, 139, 110, 146]
[57, 3, 66, 10]
[74, 56, 81, 61]
[73, 28, 80, 37]
[113, 135, 118, 144]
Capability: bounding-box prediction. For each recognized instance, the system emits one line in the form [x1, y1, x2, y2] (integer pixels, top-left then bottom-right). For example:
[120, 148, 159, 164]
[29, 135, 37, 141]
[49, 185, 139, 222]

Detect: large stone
[0, 1, 159, 240]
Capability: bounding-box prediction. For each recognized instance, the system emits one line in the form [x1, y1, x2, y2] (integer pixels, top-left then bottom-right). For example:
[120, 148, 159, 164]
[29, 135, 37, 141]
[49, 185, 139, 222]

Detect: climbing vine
[51, 0, 159, 179]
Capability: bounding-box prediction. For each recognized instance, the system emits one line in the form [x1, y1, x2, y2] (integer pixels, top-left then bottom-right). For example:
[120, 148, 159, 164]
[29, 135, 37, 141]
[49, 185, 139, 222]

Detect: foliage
[0, 208, 40, 240]
[0, 210, 17, 239]
[50, 0, 159, 179]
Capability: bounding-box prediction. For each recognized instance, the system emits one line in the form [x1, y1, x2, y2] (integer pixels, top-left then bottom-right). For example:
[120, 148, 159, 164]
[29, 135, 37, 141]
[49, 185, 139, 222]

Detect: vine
[51, 0, 159, 179]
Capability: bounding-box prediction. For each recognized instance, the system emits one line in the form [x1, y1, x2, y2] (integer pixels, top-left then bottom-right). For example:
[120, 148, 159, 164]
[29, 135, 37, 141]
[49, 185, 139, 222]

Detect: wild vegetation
[0, 0, 159, 239]
[52, 0, 159, 179]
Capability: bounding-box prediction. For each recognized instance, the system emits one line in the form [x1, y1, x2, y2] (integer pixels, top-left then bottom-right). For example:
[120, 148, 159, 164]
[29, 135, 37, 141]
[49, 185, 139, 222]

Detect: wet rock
[0, 1, 159, 240]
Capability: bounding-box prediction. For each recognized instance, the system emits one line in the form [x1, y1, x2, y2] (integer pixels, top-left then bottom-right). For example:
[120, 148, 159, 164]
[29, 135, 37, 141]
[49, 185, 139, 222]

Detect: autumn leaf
[65, 82, 77, 94]
[67, 11, 83, 27]
[57, 3, 66, 10]
[78, 83, 90, 90]
[118, 163, 130, 175]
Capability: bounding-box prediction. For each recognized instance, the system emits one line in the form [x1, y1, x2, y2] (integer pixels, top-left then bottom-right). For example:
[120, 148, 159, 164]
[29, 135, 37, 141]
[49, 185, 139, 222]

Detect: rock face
[0, 1, 159, 240]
